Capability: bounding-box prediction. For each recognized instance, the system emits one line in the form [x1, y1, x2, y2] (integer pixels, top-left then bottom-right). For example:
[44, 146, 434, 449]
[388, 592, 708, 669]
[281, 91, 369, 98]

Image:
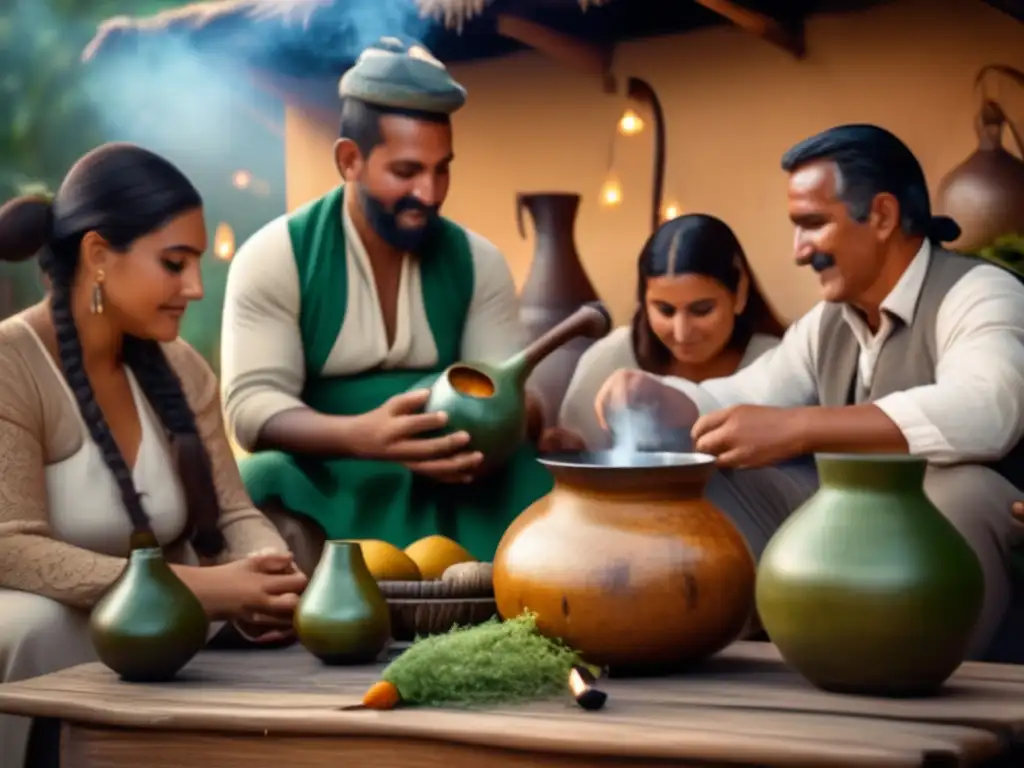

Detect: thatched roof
[85, 0, 605, 55]
[80, 0, 812, 78]
[419, 0, 607, 31]
[80, 0, 568, 60]
[83, 1, 322, 59]
[81, 0, 961, 79]
[81, 0, 609, 73]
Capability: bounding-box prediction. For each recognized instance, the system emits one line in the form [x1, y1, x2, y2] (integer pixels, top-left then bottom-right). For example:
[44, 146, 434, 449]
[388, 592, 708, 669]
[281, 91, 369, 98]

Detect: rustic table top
[2, 641, 1024, 767]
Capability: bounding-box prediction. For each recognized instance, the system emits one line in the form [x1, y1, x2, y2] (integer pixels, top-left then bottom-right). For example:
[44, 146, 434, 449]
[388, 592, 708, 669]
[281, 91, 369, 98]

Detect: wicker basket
[378, 578, 497, 640]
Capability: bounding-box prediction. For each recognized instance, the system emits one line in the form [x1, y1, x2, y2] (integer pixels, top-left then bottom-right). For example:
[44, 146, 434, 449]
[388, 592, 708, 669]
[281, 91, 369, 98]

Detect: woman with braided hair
[0, 143, 307, 767]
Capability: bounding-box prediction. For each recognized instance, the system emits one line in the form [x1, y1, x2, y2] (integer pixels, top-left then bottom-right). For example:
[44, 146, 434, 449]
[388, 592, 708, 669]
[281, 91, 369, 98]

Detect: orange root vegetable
[362, 680, 401, 710]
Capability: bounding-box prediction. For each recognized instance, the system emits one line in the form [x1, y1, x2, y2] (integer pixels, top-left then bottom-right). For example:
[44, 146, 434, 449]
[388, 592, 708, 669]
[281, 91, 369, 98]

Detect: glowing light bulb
[617, 108, 644, 137]
[599, 175, 623, 207]
[231, 170, 252, 190]
[214, 222, 236, 261]
[661, 198, 682, 221]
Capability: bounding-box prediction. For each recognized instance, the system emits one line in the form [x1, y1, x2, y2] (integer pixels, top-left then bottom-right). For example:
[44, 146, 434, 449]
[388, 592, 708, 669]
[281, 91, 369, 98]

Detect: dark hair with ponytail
[0, 142, 225, 557]
[631, 213, 789, 373]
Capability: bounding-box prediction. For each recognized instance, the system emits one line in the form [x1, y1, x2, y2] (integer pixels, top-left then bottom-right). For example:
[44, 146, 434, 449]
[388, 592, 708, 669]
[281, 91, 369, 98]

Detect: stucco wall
[283, 0, 1024, 325]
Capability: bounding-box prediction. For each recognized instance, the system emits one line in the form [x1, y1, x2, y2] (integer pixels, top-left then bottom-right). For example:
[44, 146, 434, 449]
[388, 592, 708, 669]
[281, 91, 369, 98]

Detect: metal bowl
[537, 450, 718, 492]
[540, 450, 716, 469]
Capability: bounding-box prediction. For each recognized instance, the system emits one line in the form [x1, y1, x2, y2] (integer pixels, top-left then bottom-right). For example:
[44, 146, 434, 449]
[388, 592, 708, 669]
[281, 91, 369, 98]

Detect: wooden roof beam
[495, 14, 616, 91]
[692, 0, 806, 59]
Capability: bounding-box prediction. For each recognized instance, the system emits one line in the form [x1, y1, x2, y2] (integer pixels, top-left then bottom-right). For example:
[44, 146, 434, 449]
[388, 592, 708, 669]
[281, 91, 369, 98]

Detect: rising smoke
[4, 0, 441, 182]
[79, 0, 440, 164]
[1, 0, 442, 339]
[606, 402, 695, 457]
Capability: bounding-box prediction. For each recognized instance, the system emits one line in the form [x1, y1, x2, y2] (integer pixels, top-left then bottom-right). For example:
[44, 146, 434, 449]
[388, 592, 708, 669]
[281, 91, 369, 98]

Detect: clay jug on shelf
[936, 64, 1024, 252]
[756, 454, 984, 697]
[492, 451, 755, 673]
[516, 193, 602, 426]
[295, 540, 392, 665]
[420, 302, 611, 472]
[89, 532, 210, 682]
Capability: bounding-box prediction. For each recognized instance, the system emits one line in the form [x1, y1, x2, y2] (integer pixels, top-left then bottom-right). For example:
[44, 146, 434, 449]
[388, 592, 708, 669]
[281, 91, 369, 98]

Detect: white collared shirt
[661, 241, 1024, 464]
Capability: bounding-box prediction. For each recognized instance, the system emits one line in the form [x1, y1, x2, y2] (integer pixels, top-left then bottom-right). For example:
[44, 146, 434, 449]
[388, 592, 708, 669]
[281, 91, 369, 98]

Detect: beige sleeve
[557, 327, 636, 450]
[220, 216, 307, 451]
[459, 229, 529, 363]
[166, 339, 290, 561]
[0, 341, 128, 610]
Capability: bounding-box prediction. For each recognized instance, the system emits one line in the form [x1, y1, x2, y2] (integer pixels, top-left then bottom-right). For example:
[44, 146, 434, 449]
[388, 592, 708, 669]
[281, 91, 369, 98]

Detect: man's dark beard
[358, 186, 440, 253]
[797, 252, 836, 272]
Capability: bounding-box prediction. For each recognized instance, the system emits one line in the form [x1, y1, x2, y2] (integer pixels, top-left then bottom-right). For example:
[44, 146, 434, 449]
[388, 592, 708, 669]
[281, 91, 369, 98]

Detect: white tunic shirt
[220, 196, 528, 451]
[660, 241, 1024, 464]
[20, 320, 190, 557]
[20, 321, 224, 638]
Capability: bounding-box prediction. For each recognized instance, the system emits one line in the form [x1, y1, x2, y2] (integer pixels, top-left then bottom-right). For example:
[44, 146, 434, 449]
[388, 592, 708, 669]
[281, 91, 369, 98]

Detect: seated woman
[0, 143, 307, 768]
[559, 213, 787, 449]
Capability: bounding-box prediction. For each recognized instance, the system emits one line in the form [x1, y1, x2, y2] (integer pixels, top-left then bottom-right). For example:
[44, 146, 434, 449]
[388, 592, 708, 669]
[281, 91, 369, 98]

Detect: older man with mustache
[596, 124, 1024, 661]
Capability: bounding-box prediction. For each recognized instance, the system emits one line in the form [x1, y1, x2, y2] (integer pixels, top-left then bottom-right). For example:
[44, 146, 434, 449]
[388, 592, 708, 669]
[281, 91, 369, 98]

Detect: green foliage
[381, 613, 584, 708]
[1, 0, 179, 199]
[0, 1, 284, 374]
[0, 1, 194, 315]
[14, 180, 54, 199]
[969, 233, 1024, 278]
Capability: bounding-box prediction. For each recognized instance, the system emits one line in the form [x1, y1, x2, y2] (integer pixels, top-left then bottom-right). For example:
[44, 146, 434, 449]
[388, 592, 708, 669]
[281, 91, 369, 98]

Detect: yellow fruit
[350, 539, 422, 581]
[404, 535, 476, 580]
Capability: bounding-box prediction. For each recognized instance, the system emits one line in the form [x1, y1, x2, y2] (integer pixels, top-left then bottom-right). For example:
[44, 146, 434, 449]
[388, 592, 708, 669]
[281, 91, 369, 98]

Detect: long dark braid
[47, 262, 153, 536]
[123, 336, 225, 556]
[45, 257, 226, 557]
[0, 143, 228, 558]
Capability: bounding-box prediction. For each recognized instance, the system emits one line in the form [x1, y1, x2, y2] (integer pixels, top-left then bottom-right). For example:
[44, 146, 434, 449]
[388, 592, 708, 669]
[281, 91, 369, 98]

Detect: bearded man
[220, 39, 579, 572]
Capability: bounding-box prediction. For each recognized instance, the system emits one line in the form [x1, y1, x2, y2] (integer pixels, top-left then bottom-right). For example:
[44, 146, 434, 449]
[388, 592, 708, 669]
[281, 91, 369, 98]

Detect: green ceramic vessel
[89, 538, 209, 683]
[294, 540, 392, 665]
[756, 454, 984, 697]
[420, 302, 611, 471]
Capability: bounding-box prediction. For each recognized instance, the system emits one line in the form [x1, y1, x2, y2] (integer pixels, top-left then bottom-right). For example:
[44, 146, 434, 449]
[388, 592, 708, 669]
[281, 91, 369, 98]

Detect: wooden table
[2, 641, 1024, 768]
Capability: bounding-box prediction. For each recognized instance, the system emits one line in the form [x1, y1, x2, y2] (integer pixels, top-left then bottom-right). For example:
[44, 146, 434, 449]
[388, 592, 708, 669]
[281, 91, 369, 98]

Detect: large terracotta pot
[492, 451, 755, 672]
[756, 454, 984, 697]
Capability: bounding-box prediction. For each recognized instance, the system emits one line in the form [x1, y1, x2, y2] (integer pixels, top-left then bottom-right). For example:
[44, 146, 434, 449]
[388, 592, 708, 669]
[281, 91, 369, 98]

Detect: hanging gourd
[935, 64, 1024, 253]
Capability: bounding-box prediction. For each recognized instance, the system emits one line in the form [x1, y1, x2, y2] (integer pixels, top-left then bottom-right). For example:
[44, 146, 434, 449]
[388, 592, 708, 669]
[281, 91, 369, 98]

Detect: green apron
[238, 186, 554, 560]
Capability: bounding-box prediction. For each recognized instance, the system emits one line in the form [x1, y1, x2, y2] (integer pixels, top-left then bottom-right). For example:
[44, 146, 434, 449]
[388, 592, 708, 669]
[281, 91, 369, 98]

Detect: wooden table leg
[25, 716, 61, 767]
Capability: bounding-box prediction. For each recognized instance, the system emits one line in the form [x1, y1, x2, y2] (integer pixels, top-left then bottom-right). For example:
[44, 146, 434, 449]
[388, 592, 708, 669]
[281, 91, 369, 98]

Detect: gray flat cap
[339, 37, 467, 115]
